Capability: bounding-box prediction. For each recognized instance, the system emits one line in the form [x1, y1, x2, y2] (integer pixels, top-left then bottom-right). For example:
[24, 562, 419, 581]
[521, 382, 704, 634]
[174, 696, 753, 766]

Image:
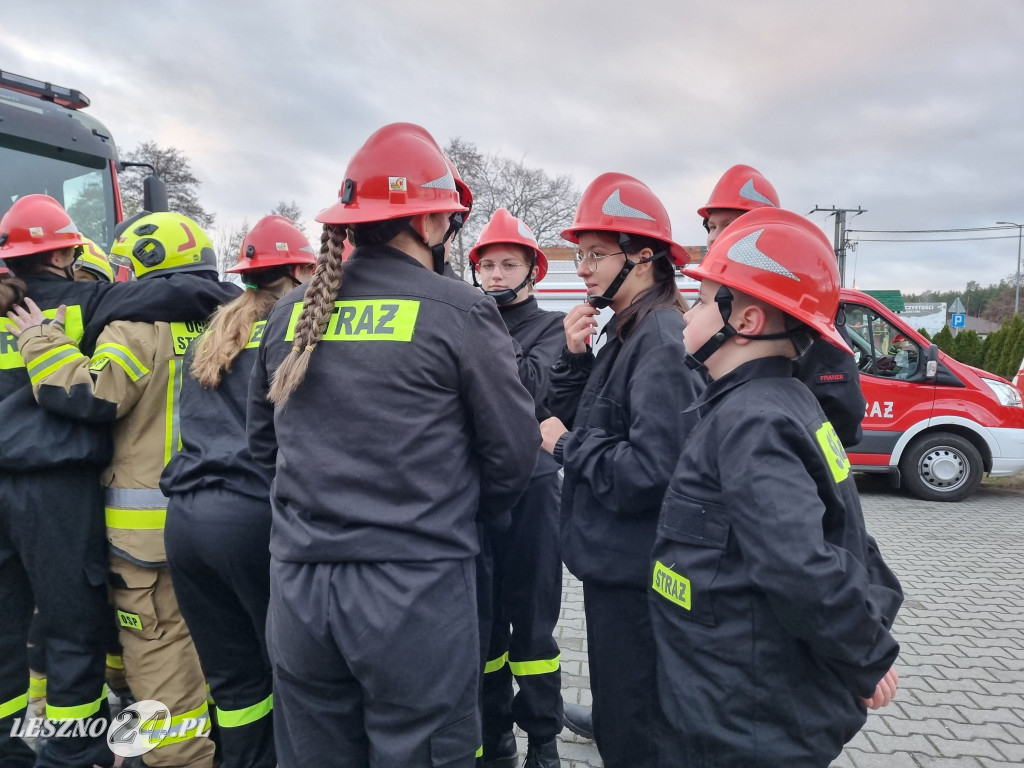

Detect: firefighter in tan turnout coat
[12, 211, 239, 768]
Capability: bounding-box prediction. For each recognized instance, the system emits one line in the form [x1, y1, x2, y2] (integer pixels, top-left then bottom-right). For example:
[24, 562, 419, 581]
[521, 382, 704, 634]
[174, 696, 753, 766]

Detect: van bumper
[988, 427, 1024, 476]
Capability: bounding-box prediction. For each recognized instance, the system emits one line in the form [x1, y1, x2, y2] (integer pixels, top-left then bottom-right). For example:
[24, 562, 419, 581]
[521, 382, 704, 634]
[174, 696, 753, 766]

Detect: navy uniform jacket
[160, 321, 270, 501]
[498, 296, 565, 478]
[650, 356, 902, 767]
[0, 273, 239, 470]
[548, 307, 704, 588]
[795, 322, 866, 447]
[247, 245, 539, 564]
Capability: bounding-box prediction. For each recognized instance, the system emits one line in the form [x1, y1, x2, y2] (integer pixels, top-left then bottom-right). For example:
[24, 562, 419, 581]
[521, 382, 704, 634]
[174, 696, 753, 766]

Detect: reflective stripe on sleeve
[509, 654, 561, 677]
[27, 344, 87, 385]
[483, 652, 508, 674]
[28, 677, 46, 699]
[0, 692, 28, 719]
[92, 343, 150, 381]
[216, 693, 273, 728]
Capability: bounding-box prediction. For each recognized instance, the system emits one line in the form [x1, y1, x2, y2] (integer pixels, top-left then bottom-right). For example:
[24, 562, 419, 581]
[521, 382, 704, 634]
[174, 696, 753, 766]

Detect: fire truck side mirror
[143, 175, 168, 213]
[925, 344, 939, 382]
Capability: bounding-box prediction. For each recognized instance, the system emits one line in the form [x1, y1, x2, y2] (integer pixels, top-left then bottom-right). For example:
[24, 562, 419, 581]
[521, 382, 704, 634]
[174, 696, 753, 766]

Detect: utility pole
[808, 205, 866, 287]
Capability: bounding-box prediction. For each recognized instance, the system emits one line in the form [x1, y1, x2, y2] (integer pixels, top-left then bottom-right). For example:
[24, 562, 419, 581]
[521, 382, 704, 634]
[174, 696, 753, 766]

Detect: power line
[850, 234, 1021, 243]
[848, 225, 1014, 234]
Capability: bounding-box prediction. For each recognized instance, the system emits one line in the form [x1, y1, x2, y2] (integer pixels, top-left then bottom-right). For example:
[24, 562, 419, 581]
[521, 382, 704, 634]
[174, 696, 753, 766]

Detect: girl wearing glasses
[540, 173, 704, 768]
[469, 209, 566, 768]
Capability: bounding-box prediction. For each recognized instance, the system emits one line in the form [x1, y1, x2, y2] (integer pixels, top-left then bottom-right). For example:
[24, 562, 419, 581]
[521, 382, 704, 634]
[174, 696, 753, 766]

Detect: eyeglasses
[573, 249, 624, 272]
[477, 260, 529, 273]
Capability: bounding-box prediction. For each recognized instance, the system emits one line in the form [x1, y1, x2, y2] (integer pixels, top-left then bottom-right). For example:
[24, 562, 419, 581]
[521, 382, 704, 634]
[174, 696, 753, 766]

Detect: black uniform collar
[685, 355, 794, 414]
[348, 244, 430, 270]
[24, 272, 71, 284]
[497, 295, 539, 325]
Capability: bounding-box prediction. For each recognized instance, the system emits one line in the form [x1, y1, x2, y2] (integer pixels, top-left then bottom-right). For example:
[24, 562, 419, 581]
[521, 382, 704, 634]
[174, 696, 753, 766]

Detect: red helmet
[444, 154, 474, 223]
[468, 208, 548, 282]
[683, 208, 848, 353]
[228, 215, 317, 274]
[697, 164, 779, 220]
[316, 123, 469, 226]
[561, 173, 689, 266]
[0, 194, 88, 260]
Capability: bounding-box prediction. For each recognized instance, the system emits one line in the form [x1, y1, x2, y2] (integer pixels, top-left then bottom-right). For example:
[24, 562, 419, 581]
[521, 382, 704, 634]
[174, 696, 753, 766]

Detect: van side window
[844, 305, 920, 380]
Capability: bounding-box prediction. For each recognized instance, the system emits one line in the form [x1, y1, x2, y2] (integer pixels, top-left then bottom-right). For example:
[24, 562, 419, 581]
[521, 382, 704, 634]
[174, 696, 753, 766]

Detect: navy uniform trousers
[268, 557, 481, 768]
[0, 467, 112, 768]
[165, 488, 275, 768]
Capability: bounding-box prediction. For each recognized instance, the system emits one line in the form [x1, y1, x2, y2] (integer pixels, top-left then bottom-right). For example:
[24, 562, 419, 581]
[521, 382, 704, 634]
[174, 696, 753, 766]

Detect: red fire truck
[0, 70, 165, 256]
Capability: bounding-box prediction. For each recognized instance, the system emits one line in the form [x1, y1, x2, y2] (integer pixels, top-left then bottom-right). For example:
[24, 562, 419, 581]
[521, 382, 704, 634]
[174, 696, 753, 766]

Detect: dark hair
[0, 272, 28, 315]
[615, 234, 688, 339]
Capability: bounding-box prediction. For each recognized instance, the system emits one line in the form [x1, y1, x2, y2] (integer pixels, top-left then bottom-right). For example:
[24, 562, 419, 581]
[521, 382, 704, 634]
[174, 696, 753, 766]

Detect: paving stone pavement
[519, 479, 1024, 768]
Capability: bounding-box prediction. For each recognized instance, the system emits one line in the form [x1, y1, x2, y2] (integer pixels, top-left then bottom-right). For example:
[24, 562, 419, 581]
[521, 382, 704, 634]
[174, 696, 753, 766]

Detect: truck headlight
[982, 378, 1023, 408]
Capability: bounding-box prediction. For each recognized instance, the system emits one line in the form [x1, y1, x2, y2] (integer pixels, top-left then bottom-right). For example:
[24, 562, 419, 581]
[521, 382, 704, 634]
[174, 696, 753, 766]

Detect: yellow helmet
[74, 238, 115, 282]
[111, 212, 216, 279]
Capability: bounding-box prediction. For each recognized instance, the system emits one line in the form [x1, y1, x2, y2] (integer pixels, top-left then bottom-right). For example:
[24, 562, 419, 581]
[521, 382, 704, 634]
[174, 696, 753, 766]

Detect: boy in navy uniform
[650, 208, 903, 768]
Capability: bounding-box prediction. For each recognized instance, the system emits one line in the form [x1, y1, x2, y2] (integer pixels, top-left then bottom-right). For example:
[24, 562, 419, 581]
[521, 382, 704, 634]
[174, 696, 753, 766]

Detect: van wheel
[899, 432, 983, 502]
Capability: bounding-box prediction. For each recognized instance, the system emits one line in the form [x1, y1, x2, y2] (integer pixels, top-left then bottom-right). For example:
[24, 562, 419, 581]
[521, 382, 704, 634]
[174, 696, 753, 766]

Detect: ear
[732, 303, 769, 344]
[408, 213, 431, 242]
[47, 247, 77, 269]
[632, 248, 655, 273]
[530, 264, 539, 283]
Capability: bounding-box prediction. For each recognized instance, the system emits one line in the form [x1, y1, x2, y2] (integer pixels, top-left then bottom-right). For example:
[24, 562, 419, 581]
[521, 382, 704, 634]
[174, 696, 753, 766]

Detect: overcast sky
[4, 0, 1023, 293]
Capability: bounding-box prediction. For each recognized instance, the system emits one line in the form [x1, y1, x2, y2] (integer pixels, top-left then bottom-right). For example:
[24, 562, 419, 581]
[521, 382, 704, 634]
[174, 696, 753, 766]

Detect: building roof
[862, 290, 906, 312]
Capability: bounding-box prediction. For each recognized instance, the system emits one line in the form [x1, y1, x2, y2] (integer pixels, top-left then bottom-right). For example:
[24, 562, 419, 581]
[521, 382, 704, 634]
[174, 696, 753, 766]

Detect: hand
[861, 666, 898, 709]
[540, 416, 568, 454]
[5, 297, 63, 338]
[563, 302, 600, 354]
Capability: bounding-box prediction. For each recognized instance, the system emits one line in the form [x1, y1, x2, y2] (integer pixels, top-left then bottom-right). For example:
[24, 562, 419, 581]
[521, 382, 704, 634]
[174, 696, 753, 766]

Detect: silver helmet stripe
[421, 169, 457, 190]
[601, 189, 655, 221]
[55, 222, 81, 234]
[739, 179, 776, 207]
[517, 219, 538, 243]
[726, 229, 798, 280]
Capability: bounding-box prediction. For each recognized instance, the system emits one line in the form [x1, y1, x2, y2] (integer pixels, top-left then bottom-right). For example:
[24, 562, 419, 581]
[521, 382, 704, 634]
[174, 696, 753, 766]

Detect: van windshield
[845, 304, 920, 380]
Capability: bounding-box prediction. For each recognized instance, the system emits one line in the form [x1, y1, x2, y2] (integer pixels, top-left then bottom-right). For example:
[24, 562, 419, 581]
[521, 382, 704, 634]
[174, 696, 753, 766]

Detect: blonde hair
[268, 225, 344, 405]
[191, 275, 292, 388]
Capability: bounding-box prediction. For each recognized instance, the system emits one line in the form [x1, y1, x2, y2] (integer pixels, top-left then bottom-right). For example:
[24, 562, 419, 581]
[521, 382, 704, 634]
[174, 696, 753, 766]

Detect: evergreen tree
[917, 328, 931, 341]
[931, 325, 954, 355]
[983, 327, 1006, 373]
[954, 330, 983, 368]
[998, 316, 1024, 378]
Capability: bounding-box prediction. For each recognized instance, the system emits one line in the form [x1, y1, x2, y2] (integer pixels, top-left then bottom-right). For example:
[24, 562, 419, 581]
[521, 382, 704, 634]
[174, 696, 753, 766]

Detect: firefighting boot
[524, 737, 560, 768]
[561, 702, 593, 740]
[480, 730, 518, 768]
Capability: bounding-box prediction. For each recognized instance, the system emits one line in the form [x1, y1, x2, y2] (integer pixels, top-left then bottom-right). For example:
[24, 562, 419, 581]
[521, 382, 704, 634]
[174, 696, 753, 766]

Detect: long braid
[268, 224, 344, 405]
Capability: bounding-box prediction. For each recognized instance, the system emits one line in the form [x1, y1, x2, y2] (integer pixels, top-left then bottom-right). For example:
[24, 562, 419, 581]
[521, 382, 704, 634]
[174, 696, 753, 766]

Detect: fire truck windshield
[0, 138, 118, 249]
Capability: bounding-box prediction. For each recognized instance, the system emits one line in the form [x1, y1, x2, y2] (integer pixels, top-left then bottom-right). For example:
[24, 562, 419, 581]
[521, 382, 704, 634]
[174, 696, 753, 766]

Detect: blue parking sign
[951, 313, 966, 328]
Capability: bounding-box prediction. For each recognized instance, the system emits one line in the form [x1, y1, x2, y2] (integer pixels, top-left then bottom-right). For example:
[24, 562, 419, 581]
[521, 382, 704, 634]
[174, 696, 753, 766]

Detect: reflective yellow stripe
[1, 305, 84, 370]
[164, 358, 184, 465]
[509, 654, 561, 677]
[28, 677, 47, 698]
[27, 343, 87, 385]
[285, 299, 421, 343]
[150, 701, 210, 746]
[653, 560, 691, 610]
[93, 343, 150, 381]
[483, 652, 508, 674]
[45, 685, 108, 721]
[815, 421, 851, 483]
[106, 507, 167, 530]
[245, 320, 266, 349]
[106, 654, 125, 670]
[216, 693, 273, 728]
[0, 692, 28, 719]
[476, 745, 483, 758]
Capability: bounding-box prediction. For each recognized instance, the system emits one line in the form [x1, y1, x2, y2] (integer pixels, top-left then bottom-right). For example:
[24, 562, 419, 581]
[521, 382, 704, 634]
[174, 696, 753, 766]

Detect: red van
[535, 264, 1024, 503]
[841, 289, 1024, 501]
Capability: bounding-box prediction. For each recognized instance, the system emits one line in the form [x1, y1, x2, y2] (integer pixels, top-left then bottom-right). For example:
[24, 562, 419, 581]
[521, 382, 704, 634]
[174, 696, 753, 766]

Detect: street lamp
[996, 221, 1023, 316]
